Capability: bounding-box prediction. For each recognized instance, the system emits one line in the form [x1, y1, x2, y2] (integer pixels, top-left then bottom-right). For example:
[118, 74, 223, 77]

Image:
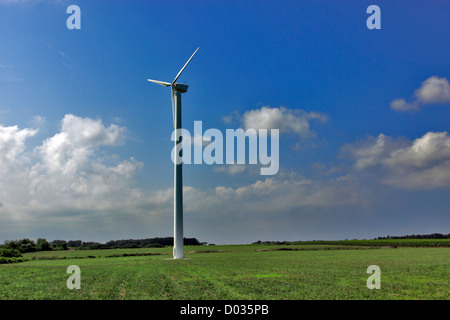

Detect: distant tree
[375, 233, 449, 240]
[19, 239, 37, 253]
[78, 242, 108, 250]
[0, 248, 22, 258]
[3, 239, 36, 253]
[104, 237, 202, 249]
[184, 238, 201, 246]
[36, 238, 51, 251]
[67, 240, 82, 248]
[50, 240, 68, 250]
[4, 240, 18, 249]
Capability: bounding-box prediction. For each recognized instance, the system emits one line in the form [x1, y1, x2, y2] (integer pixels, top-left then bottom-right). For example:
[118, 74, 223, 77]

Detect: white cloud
[240, 106, 327, 138]
[222, 110, 241, 125]
[391, 76, 450, 112]
[340, 133, 409, 169]
[0, 115, 143, 227]
[342, 131, 450, 189]
[0, 125, 37, 172]
[381, 132, 450, 189]
[183, 171, 365, 220]
[30, 115, 46, 127]
[415, 76, 450, 104]
[223, 106, 326, 138]
[36, 114, 127, 174]
[383, 132, 450, 168]
[190, 133, 212, 148]
[0, 125, 38, 219]
[390, 98, 419, 112]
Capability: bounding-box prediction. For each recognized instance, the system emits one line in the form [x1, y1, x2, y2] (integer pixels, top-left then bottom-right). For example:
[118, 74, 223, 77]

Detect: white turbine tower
[147, 47, 199, 259]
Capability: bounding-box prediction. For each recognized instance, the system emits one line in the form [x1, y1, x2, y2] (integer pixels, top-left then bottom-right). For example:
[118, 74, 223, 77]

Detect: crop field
[0, 241, 448, 300]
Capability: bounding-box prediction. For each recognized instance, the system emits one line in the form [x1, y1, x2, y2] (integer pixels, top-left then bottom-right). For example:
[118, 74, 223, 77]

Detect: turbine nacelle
[173, 83, 189, 93]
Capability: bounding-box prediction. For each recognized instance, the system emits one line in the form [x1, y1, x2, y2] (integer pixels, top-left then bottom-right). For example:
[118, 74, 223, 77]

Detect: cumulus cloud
[217, 106, 326, 175]
[415, 76, 450, 104]
[381, 132, 450, 188]
[0, 125, 38, 215]
[391, 76, 450, 112]
[0, 115, 143, 227]
[0, 125, 37, 166]
[340, 133, 409, 169]
[224, 106, 327, 138]
[390, 99, 419, 112]
[183, 171, 367, 224]
[243, 106, 327, 137]
[107, 169, 372, 244]
[36, 114, 126, 174]
[342, 131, 450, 189]
[31, 115, 140, 208]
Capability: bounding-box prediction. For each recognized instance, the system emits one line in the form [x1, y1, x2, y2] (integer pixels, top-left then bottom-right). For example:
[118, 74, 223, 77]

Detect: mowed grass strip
[0, 245, 448, 300]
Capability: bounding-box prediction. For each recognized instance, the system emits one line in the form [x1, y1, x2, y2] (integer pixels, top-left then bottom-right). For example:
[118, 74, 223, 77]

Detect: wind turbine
[147, 47, 199, 259]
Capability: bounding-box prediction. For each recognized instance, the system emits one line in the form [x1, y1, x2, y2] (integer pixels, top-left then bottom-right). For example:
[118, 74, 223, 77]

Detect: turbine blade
[172, 47, 199, 85]
[171, 87, 175, 129]
[147, 79, 172, 87]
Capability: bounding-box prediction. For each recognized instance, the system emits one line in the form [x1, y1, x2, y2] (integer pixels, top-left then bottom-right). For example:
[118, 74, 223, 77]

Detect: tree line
[0, 237, 203, 255]
[1, 238, 63, 254]
[376, 233, 450, 239]
[66, 237, 203, 249]
[252, 233, 450, 245]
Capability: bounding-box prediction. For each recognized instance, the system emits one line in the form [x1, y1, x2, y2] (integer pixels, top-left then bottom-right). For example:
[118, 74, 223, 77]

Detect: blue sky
[0, 0, 449, 244]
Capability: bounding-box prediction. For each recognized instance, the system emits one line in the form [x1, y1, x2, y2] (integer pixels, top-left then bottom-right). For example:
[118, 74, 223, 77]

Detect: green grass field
[0, 242, 448, 300]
